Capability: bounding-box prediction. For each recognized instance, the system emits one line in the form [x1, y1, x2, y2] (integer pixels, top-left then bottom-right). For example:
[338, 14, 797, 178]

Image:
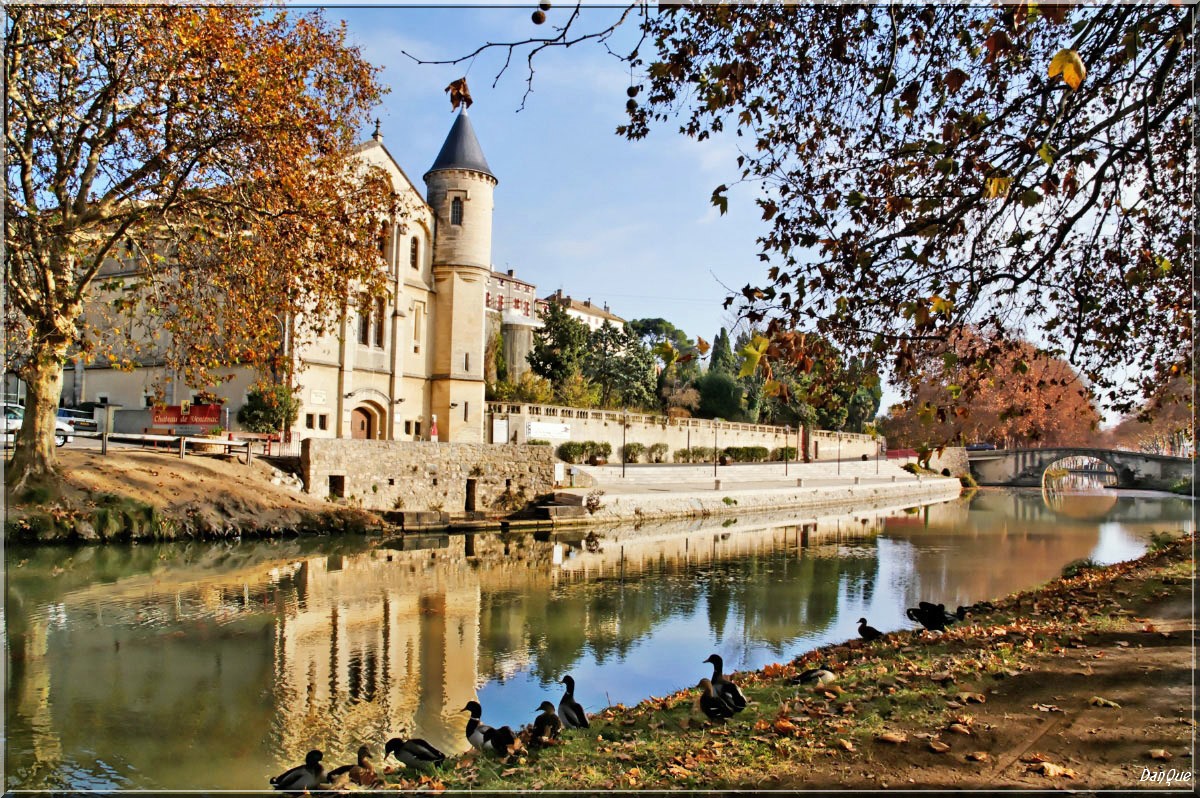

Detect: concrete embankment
[551, 460, 962, 524]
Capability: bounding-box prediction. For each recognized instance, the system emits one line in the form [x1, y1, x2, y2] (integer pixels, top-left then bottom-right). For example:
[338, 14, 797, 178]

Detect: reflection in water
[4, 490, 1192, 790]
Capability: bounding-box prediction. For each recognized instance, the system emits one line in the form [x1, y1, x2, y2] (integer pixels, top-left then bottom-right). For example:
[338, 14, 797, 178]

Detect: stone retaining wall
[301, 439, 558, 513]
[487, 402, 879, 462]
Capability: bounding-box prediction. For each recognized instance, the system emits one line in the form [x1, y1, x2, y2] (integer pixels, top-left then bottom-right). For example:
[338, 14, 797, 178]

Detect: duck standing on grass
[906, 604, 947, 633]
[531, 700, 563, 744]
[703, 653, 747, 712]
[793, 666, 837, 687]
[462, 700, 518, 756]
[269, 749, 324, 792]
[384, 737, 446, 769]
[558, 674, 590, 729]
[697, 678, 735, 722]
[325, 744, 378, 787]
[857, 617, 884, 641]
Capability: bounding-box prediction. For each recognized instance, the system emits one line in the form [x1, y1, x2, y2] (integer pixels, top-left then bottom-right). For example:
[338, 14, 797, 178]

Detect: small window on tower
[374, 296, 386, 348]
[410, 237, 419, 270]
[450, 197, 463, 225]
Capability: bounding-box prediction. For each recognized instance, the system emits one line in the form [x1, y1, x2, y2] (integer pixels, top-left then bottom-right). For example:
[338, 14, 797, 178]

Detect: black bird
[462, 700, 517, 755]
[906, 603, 947, 632]
[793, 666, 836, 687]
[697, 678, 735, 722]
[384, 737, 446, 769]
[326, 745, 378, 787]
[531, 700, 562, 743]
[920, 601, 962, 627]
[703, 654, 747, 712]
[270, 749, 324, 792]
[857, 617, 883, 641]
[559, 674, 590, 729]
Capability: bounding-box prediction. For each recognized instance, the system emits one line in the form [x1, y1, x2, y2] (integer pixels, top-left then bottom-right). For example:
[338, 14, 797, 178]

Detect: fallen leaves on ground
[1028, 760, 1076, 778]
[929, 740, 951, 753]
[966, 751, 989, 762]
[876, 731, 907, 744]
[1148, 749, 1172, 761]
[1089, 695, 1121, 708]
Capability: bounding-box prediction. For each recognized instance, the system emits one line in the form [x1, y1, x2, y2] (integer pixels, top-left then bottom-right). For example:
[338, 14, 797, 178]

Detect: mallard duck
[384, 737, 446, 769]
[558, 674, 590, 729]
[270, 749, 324, 792]
[462, 700, 517, 755]
[531, 700, 562, 743]
[857, 617, 883, 641]
[703, 653, 747, 712]
[793, 667, 837, 687]
[697, 678, 734, 722]
[325, 744, 378, 787]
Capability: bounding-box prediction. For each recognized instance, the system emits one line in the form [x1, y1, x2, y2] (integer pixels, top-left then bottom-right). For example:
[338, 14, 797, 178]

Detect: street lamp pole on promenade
[784, 425, 790, 476]
[622, 410, 629, 479]
[713, 419, 722, 478]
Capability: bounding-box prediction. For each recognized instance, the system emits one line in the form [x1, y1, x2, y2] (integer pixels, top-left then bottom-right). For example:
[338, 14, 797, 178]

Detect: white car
[3, 404, 74, 447]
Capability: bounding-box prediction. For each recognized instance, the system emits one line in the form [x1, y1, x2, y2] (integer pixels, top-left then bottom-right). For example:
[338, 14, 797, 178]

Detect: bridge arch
[969, 447, 1192, 492]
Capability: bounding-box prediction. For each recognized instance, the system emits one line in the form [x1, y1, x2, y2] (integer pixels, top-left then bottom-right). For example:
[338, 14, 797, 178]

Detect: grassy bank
[374, 533, 1194, 791]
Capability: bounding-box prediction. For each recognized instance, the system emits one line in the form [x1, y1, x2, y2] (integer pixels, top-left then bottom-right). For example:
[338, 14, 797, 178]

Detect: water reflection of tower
[271, 551, 482, 758]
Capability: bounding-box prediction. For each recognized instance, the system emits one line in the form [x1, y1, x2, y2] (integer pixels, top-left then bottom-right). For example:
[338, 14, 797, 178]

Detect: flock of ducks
[273, 601, 1002, 790]
[270, 674, 590, 790]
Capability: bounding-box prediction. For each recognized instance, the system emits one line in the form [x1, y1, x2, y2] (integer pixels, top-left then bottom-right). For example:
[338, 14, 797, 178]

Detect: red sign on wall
[151, 403, 222, 427]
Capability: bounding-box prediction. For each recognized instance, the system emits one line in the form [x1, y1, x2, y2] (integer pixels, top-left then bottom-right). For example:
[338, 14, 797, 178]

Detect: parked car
[3, 404, 74, 447]
[965, 442, 998, 451]
[57, 407, 98, 433]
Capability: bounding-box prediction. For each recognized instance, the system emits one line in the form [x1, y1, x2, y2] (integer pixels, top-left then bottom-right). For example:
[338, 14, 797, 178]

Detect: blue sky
[332, 4, 762, 344]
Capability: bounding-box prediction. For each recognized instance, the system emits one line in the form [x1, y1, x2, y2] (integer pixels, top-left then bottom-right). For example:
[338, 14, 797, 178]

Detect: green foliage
[585, 489, 604, 514]
[1061, 558, 1100, 579]
[697, 370, 744, 420]
[621, 442, 646, 463]
[709, 327, 737, 377]
[490, 372, 555, 404]
[528, 301, 590, 388]
[236, 385, 300, 433]
[722, 445, 770, 462]
[526, 439, 551, 446]
[647, 442, 669, 463]
[583, 321, 656, 409]
[557, 441, 586, 463]
[771, 446, 798, 461]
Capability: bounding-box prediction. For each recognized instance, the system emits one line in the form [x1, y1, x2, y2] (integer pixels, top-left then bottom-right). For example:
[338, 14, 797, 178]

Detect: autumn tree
[879, 329, 1102, 449]
[421, 2, 1192, 419]
[1104, 376, 1194, 456]
[4, 6, 395, 490]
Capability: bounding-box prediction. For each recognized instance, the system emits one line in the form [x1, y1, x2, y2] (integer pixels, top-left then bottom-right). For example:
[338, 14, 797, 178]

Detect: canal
[3, 486, 1193, 790]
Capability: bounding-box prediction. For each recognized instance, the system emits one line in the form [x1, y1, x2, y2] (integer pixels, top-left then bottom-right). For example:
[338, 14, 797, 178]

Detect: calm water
[3, 486, 1192, 790]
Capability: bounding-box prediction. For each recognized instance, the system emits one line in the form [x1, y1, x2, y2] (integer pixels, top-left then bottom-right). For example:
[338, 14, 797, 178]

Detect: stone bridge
[968, 447, 1192, 492]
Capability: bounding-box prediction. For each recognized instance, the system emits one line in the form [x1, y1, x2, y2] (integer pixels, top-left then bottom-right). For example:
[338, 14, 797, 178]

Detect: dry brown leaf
[876, 731, 907, 744]
[929, 740, 951, 753]
[947, 723, 973, 736]
[1089, 695, 1121, 708]
[958, 692, 987, 704]
[1148, 749, 1172, 761]
[836, 738, 855, 752]
[1030, 761, 1077, 778]
[966, 751, 989, 762]
[1032, 703, 1063, 713]
[944, 700, 963, 709]
[930, 671, 954, 683]
[499, 768, 519, 778]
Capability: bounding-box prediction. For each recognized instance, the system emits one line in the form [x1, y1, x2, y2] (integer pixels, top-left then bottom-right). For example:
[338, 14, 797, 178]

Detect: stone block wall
[301, 439, 558, 513]
[486, 402, 880, 462]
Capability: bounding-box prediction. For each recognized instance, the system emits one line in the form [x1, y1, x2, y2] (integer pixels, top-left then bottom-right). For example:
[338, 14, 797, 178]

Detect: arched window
[450, 197, 463, 225]
[378, 221, 389, 255]
[410, 236, 419, 269]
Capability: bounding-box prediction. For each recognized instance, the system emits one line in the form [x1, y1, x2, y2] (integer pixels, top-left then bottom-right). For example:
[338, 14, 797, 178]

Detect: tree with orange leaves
[880, 329, 1101, 450]
[4, 6, 396, 491]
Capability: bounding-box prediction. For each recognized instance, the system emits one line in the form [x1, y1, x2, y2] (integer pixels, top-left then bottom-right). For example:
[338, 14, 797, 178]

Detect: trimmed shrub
[648, 442, 669, 463]
[722, 446, 770, 462]
[558, 441, 586, 463]
[527, 439, 551, 446]
[622, 442, 646, 463]
[771, 446, 798, 461]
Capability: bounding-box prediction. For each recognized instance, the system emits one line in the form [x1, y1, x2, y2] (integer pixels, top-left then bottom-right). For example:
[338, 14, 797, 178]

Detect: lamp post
[784, 425, 790, 476]
[713, 418, 722, 477]
[622, 409, 629, 479]
[837, 434, 841, 476]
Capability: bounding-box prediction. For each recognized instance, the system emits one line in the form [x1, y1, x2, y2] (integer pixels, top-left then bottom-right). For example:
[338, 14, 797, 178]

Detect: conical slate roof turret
[425, 110, 495, 182]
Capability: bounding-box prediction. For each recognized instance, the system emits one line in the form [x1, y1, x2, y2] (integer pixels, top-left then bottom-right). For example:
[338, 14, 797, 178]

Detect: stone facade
[486, 402, 880, 462]
[301, 439, 558, 513]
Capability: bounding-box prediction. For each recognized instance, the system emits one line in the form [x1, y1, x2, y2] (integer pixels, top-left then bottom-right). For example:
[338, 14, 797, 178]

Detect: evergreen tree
[709, 327, 737, 376]
[527, 302, 589, 389]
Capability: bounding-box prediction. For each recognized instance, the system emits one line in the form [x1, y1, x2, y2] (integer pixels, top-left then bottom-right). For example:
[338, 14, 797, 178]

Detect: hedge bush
[721, 446, 770, 462]
[771, 446, 798, 461]
[558, 441, 586, 463]
[648, 443, 669, 463]
[622, 442, 646, 463]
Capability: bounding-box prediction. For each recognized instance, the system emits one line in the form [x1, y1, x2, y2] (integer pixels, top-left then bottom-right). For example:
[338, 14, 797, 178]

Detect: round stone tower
[423, 110, 496, 443]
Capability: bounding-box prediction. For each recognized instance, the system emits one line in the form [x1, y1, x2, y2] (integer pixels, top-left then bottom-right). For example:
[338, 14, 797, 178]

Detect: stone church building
[59, 111, 497, 444]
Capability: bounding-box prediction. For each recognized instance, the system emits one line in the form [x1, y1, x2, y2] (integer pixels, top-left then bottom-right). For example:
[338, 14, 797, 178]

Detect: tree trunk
[6, 342, 68, 494]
